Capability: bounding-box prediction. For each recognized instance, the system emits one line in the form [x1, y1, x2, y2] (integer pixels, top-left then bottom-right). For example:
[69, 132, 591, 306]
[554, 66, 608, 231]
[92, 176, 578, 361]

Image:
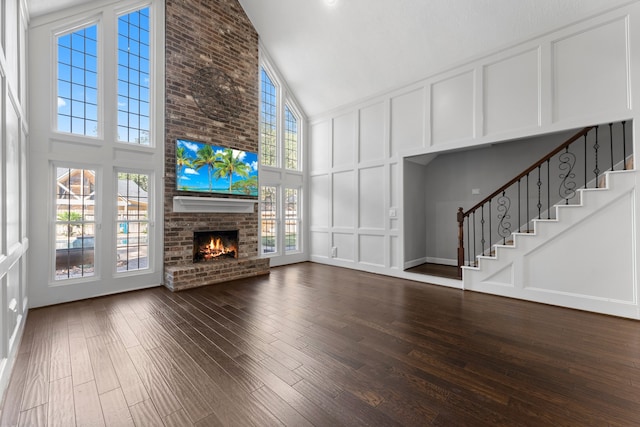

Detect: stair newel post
[457, 207, 465, 276]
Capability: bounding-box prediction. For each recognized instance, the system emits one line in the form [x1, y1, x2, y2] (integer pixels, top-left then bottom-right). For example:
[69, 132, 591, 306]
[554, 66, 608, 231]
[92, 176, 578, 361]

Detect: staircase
[457, 122, 640, 319]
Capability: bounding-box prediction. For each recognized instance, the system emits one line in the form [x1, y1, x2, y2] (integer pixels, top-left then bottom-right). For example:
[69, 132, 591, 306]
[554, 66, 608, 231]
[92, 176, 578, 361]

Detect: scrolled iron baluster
[497, 191, 511, 245]
[558, 147, 577, 204]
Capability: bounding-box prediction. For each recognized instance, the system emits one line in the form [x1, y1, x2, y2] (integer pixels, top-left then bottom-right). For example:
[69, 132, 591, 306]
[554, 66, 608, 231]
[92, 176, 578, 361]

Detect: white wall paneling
[465, 171, 639, 319]
[5, 102, 19, 249]
[389, 235, 399, 269]
[332, 112, 356, 168]
[310, 121, 330, 173]
[310, 231, 329, 258]
[359, 166, 385, 229]
[359, 102, 385, 163]
[552, 17, 630, 123]
[390, 88, 425, 156]
[484, 48, 540, 135]
[0, 0, 29, 404]
[310, 174, 329, 228]
[309, 2, 640, 302]
[332, 171, 355, 228]
[359, 234, 385, 267]
[431, 70, 475, 145]
[332, 232, 355, 262]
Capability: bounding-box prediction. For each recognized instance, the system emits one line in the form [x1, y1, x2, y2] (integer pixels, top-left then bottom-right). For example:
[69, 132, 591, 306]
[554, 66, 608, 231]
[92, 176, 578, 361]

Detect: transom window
[117, 7, 151, 145]
[260, 68, 277, 167]
[57, 24, 98, 136]
[284, 106, 299, 170]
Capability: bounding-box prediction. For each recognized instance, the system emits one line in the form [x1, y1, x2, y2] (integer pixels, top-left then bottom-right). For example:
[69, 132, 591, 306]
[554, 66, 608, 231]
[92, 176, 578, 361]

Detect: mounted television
[176, 139, 258, 197]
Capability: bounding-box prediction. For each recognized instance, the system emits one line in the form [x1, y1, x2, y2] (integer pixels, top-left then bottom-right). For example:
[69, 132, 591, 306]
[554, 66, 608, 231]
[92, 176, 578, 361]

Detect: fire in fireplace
[193, 230, 239, 262]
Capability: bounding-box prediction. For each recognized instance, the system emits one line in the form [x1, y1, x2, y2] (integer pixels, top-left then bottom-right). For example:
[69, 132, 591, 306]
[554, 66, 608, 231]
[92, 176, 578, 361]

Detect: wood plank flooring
[2, 262, 640, 426]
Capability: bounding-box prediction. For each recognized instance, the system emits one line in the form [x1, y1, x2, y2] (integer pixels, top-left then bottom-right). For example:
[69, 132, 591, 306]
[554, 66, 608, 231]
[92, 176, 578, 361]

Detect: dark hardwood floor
[405, 262, 460, 279]
[2, 262, 640, 426]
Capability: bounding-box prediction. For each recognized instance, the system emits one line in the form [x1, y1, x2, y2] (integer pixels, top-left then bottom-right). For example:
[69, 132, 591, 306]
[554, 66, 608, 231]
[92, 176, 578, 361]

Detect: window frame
[115, 4, 153, 146]
[53, 16, 103, 140]
[258, 53, 306, 260]
[51, 162, 101, 284]
[113, 168, 153, 275]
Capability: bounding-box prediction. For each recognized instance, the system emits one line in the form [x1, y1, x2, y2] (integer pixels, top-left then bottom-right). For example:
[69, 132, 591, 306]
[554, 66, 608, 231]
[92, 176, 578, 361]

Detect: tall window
[285, 188, 299, 252]
[117, 7, 151, 145]
[47, 3, 158, 285]
[259, 61, 304, 259]
[260, 68, 277, 167]
[55, 167, 96, 280]
[284, 106, 299, 170]
[116, 172, 149, 271]
[261, 186, 277, 254]
[57, 24, 98, 136]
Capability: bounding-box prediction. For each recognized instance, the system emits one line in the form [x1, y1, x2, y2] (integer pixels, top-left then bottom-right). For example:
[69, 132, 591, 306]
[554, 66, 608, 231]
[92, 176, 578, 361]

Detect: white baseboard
[426, 257, 457, 266]
[404, 257, 427, 269]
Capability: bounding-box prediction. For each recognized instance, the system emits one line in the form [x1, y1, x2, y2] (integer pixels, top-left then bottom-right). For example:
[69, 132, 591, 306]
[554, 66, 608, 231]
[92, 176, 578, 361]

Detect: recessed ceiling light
[326, 0, 337, 5]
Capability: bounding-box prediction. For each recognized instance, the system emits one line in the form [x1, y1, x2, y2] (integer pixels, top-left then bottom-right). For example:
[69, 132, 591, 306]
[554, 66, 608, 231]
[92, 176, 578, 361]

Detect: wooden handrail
[460, 126, 594, 218]
[457, 125, 596, 276]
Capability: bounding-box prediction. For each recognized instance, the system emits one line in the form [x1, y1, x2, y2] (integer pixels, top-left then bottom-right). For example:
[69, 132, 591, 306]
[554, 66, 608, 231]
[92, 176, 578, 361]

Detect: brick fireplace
[163, 0, 269, 291]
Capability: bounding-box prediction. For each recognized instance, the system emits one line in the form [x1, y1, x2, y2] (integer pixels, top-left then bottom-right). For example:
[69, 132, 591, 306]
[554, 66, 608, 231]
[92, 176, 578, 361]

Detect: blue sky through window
[118, 7, 151, 145]
[57, 24, 98, 136]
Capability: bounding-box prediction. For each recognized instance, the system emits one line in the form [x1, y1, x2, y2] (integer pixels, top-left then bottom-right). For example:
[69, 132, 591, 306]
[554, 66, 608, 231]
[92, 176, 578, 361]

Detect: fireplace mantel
[172, 196, 257, 213]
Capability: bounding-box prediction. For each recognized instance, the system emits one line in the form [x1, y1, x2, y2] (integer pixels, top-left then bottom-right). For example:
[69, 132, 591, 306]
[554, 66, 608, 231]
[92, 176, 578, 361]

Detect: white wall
[0, 0, 29, 402]
[308, 3, 640, 294]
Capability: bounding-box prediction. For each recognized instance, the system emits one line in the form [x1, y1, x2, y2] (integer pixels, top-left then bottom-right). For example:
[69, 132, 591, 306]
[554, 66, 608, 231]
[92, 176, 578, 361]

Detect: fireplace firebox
[193, 230, 239, 262]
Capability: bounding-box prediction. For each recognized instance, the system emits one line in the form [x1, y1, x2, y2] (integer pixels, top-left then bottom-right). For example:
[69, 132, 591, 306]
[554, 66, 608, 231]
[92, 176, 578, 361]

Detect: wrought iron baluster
[559, 146, 576, 204]
[547, 159, 550, 219]
[481, 205, 485, 256]
[497, 190, 511, 245]
[489, 199, 493, 255]
[537, 166, 542, 219]
[466, 216, 470, 266]
[593, 127, 600, 186]
[584, 134, 588, 188]
[526, 174, 529, 232]
[472, 211, 477, 265]
[622, 120, 627, 170]
[609, 122, 614, 171]
[517, 179, 521, 233]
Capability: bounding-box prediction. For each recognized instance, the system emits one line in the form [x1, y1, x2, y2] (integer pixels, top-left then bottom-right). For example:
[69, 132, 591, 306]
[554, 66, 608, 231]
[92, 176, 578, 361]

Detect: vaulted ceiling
[29, 0, 635, 117]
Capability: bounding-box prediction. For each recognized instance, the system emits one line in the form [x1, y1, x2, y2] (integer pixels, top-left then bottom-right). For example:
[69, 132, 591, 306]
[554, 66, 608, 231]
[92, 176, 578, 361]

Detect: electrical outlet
[331, 246, 337, 257]
[472, 188, 480, 195]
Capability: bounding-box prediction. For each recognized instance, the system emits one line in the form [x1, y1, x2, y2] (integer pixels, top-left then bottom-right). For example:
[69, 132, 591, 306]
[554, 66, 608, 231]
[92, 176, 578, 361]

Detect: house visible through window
[55, 167, 96, 280]
[116, 172, 150, 271]
[259, 61, 305, 259]
[51, 4, 156, 283]
[261, 186, 277, 254]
